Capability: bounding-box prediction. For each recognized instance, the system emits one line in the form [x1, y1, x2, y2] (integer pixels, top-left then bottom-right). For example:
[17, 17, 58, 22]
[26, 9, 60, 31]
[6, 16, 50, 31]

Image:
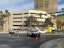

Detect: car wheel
[27, 33, 30, 37]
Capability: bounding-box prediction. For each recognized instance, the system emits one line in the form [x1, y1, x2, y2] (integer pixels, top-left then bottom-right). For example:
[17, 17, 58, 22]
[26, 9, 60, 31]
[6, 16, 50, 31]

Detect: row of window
[13, 13, 40, 15]
[13, 25, 27, 26]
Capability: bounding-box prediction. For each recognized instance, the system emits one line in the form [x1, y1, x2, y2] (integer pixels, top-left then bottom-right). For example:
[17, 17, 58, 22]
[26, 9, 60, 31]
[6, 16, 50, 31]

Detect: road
[0, 33, 64, 48]
[39, 38, 64, 48]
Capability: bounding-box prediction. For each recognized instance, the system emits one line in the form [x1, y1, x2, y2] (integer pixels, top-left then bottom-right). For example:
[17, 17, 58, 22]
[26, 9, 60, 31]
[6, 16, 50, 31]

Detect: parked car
[38, 30, 46, 33]
[9, 29, 15, 34]
[27, 29, 40, 38]
[52, 29, 64, 33]
[52, 29, 63, 33]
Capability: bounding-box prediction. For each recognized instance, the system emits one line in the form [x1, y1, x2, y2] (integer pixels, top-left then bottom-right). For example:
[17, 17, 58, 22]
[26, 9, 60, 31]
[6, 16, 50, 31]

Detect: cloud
[58, 4, 64, 11]
[0, 0, 25, 8]
[6, 2, 34, 12]
[0, 0, 34, 11]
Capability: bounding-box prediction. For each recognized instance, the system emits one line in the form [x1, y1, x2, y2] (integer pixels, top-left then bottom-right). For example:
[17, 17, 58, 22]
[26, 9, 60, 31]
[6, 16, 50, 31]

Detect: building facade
[6, 10, 52, 32]
[34, 0, 58, 13]
[0, 10, 57, 32]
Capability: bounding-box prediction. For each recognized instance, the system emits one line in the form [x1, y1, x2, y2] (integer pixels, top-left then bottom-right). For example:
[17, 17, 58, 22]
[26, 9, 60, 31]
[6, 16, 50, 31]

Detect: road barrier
[57, 38, 61, 42]
[36, 37, 39, 42]
[28, 36, 31, 40]
[17, 35, 20, 38]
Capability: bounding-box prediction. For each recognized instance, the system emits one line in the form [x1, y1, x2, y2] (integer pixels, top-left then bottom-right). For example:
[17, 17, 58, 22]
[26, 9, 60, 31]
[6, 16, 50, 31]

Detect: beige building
[0, 10, 57, 32]
[34, 0, 58, 13]
[3, 10, 52, 32]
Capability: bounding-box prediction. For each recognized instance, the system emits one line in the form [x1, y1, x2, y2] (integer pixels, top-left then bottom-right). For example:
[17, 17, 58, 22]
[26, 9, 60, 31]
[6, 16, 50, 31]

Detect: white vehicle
[9, 29, 16, 34]
[27, 29, 40, 37]
[38, 30, 46, 33]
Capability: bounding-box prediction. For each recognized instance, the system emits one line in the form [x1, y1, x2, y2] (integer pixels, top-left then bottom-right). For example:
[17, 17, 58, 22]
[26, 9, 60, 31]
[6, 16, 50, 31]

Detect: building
[0, 10, 57, 32]
[5, 10, 51, 32]
[34, 0, 58, 13]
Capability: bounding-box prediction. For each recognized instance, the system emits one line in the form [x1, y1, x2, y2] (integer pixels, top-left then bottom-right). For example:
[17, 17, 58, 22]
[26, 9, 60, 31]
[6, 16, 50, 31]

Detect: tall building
[2, 10, 52, 32]
[34, 0, 58, 13]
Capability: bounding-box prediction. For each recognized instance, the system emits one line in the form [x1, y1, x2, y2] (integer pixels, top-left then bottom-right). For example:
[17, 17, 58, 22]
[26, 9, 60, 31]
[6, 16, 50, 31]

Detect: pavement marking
[18, 47, 31, 48]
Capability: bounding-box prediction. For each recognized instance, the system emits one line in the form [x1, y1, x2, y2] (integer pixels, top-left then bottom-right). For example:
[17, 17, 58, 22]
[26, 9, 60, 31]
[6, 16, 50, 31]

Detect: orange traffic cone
[17, 35, 20, 38]
[28, 36, 30, 40]
[36, 37, 39, 42]
[57, 38, 61, 42]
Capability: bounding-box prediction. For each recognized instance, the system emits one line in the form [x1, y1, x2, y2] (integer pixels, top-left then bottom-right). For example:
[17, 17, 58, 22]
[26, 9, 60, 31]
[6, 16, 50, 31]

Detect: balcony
[13, 19, 26, 21]
[13, 22, 26, 25]
[13, 26, 28, 29]
[37, 19, 45, 21]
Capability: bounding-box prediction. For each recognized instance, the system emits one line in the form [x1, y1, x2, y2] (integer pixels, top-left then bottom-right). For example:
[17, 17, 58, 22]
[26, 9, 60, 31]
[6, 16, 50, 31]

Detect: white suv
[27, 29, 40, 38]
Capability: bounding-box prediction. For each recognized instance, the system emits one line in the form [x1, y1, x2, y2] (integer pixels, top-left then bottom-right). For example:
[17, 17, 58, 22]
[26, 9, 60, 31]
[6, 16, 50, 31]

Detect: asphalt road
[0, 33, 64, 48]
[39, 38, 64, 48]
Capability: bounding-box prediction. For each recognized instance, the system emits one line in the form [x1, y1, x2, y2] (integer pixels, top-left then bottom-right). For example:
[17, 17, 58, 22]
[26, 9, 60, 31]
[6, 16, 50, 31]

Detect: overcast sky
[0, 0, 64, 12]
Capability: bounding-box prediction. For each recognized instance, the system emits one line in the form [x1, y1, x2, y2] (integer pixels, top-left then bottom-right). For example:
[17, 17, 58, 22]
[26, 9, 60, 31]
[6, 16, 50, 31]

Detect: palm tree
[5, 10, 11, 17]
[5, 9, 11, 31]
[0, 11, 7, 31]
[26, 16, 31, 27]
[44, 18, 54, 27]
[52, 14, 64, 29]
[26, 15, 37, 28]
[38, 13, 43, 27]
[0, 10, 11, 31]
[0, 11, 3, 15]
[38, 13, 43, 18]
[0, 11, 3, 31]
[61, 21, 64, 26]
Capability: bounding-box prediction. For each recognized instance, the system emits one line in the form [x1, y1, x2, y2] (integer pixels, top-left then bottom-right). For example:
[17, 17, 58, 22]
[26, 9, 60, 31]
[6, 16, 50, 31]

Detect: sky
[0, 0, 64, 12]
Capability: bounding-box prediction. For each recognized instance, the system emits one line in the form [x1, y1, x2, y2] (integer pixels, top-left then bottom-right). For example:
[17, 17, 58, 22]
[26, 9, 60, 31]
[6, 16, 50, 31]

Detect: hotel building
[34, 0, 58, 13]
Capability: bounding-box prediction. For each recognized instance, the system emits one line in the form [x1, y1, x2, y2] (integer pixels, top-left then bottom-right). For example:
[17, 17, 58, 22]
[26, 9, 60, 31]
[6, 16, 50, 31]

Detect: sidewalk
[0, 32, 8, 34]
[0, 31, 27, 34]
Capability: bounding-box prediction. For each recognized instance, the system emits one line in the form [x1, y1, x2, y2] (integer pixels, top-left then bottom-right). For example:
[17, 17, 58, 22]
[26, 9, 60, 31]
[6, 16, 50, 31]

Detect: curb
[0, 32, 8, 34]
[0, 32, 27, 34]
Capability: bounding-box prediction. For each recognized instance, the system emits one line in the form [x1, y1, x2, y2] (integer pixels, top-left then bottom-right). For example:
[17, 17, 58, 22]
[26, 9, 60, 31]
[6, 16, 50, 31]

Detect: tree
[0, 11, 3, 16]
[0, 10, 11, 31]
[5, 9, 11, 17]
[38, 13, 43, 18]
[5, 9, 11, 31]
[52, 14, 64, 29]
[0, 11, 3, 31]
[26, 15, 37, 27]
[44, 18, 53, 27]
[61, 22, 64, 26]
